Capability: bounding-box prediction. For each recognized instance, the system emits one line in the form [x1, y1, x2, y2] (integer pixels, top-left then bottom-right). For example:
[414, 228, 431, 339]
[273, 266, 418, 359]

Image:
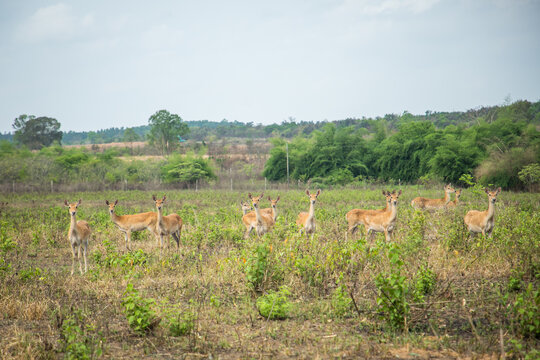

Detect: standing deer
[242, 193, 274, 238]
[152, 195, 183, 249]
[464, 188, 501, 237]
[362, 190, 401, 242]
[64, 199, 91, 275]
[446, 188, 462, 209]
[346, 190, 392, 237]
[262, 196, 280, 222]
[105, 199, 158, 250]
[296, 189, 321, 238]
[411, 184, 455, 210]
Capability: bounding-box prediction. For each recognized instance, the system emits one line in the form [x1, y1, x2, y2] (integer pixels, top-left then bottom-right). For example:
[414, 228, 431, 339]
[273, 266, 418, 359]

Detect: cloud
[335, 0, 441, 16]
[16, 3, 94, 42]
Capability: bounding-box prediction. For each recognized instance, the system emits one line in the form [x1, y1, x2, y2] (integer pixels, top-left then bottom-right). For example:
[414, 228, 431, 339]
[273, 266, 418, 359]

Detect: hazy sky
[1, 0, 539, 133]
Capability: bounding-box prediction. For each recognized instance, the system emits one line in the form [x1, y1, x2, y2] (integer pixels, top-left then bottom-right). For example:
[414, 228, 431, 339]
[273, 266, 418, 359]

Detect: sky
[0, 0, 539, 133]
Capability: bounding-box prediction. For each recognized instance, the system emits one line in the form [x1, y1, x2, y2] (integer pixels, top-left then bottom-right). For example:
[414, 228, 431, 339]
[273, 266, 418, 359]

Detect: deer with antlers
[361, 190, 401, 242]
[464, 188, 501, 237]
[296, 189, 321, 238]
[242, 193, 274, 238]
[153, 195, 183, 249]
[64, 199, 91, 275]
[105, 199, 158, 250]
[346, 190, 392, 237]
[411, 184, 455, 210]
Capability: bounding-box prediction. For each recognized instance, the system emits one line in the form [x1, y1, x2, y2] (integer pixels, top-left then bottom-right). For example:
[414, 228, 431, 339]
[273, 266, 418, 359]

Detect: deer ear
[163, 195, 166, 201]
[276, 196, 280, 201]
[248, 193, 252, 199]
[497, 187, 501, 193]
[484, 188, 489, 194]
[260, 193, 264, 198]
[316, 189, 321, 196]
[152, 195, 156, 201]
[64, 200, 69, 206]
[398, 189, 402, 196]
[78, 199, 82, 205]
[114, 200, 118, 205]
[306, 189, 310, 196]
[268, 196, 271, 201]
[106, 200, 109, 205]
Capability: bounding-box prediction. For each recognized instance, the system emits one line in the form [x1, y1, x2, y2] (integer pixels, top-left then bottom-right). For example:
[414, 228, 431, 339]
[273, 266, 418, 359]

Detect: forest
[0, 100, 539, 191]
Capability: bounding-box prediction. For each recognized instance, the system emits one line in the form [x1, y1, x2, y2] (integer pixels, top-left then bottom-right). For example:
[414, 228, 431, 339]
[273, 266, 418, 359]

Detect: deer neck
[486, 199, 495, 220]
[157, 206, 164, 224]
[254, 205, 264, 223]
[387, 202, 398, 222]
[70, 213, 77, 233]
[307, 201, 316, 222]
[443, 191, 451, 204]
[272, 206, 278, 221]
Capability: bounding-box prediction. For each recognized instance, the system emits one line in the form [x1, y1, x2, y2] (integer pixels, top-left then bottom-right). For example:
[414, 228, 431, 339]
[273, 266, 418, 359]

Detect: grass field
[0, 187, 538, 359]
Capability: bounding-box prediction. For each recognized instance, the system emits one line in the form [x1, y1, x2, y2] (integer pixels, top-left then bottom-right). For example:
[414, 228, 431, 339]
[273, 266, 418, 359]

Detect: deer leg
[82, 239, 88, 274]
[172, 231, 180, 249]
[70, 242, 77, 276]
[384, 229, 390, 242]
[77, 244, 83, 274]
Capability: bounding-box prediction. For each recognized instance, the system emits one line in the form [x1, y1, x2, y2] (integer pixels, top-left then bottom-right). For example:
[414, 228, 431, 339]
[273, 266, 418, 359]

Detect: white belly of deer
[304, 220, 316, 234]
[368, 223, 386, 233]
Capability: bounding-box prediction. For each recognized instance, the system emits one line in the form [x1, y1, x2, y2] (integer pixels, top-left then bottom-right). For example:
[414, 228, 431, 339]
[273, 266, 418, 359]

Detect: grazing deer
[296, 189, 321, 238]
[362, 190, 401, 242]
[105, 199, 158, 250]
[446, 188, 462, 209]
[152, 195, 183, 249]
[346, 190, 391, 237]
[411, 184, 455, 210]
[64, 199, 91, 275]
[240, 201, 252, 215]
[242, 193, 274, 238]
[464, 188, 501, 237]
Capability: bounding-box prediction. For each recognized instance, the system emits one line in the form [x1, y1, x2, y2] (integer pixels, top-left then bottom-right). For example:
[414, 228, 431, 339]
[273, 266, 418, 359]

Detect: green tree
[13, 115, 62, 150]
[518, 163, 540, 192]
[161, 154, 216, 185]
[147, 110, 189, 155]
[123, 128, 140, 155]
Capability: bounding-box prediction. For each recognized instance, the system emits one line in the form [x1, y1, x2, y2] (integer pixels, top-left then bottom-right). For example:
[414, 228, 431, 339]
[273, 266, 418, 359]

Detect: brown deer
[153, 195, 183, 249]
[240, 201, 252, 215]
[362, 190, 401, 242]
[262, 196, 280, 222]
[64, 199, 91, 275]
[105, 199, 158, 250]
[242, 193, 274, 238]
[296, 189, 321, 238]
[446, 188, 462, 209]
[464, 188, 501, 237]
[346, 190, 392, 237]
[411, 184, 455, 210]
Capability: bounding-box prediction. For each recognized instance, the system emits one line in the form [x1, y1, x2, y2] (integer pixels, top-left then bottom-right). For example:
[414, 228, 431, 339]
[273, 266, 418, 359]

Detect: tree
[518, 163, 540, 192]
[13, 115, 62, 150]
[123, 128, 140, 155]
[147, 110, 189, 155]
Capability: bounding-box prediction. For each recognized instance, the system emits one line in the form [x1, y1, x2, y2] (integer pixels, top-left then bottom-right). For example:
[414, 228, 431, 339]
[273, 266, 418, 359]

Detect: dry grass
[0, 188, 538, 358]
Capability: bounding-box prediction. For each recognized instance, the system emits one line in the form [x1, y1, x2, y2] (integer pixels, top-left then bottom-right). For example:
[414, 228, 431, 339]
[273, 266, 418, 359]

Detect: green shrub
[167, 310, 195, 337]
[413, 264, 437, 302]
[61, 310, 104, 359]
[256, 286, 291, 320]
[509, 283, 540, 339]
[121, 283, 156, 334]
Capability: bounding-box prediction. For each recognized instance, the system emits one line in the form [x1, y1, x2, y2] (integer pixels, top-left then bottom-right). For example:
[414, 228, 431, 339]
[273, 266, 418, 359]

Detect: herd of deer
[63, 185, 501, 275]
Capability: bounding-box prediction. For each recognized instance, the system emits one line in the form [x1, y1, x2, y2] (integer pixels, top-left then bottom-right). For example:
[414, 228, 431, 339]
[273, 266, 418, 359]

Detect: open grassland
[0, 187, 538, 359]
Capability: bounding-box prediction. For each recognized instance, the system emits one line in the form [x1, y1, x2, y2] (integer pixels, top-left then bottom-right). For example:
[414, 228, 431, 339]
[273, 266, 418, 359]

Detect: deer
[411, 184, 455, 210]
[242, 193, 274, 238]
[346, 190, 392, 237]
[446, 188, 462, 209]
[296, 189, 321, 238]
[262, 196, 280, 222]
[464, 187, 501, 237]
[105, 199, 158, 250]
[362, 190, 402, 242]
[152, 195, 183, 250]
[64, 199, 91, 275]
[240, 201, 252, 215]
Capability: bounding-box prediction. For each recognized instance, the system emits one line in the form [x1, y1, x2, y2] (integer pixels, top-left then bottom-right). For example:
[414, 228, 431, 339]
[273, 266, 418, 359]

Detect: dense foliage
[263, 100, 540, 189]
[12, 115, 62, 149]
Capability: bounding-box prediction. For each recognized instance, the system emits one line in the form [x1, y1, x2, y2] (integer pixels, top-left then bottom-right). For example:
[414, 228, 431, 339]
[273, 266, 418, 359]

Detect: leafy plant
[245, 243, 270, 291]
[509, 283, 540, 339]
[413, 264, 437, 302]
[121, 283, 157, 334]
[61, 310, 104, 359]
[166, 310, 195, 337]
[374, 245, 410, 330]
[256, 286, 291, 320]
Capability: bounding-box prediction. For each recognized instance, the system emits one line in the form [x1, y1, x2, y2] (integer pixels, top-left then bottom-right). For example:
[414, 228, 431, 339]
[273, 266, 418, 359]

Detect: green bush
[256, 286, 291, 320]
[121, 283, 156, 334]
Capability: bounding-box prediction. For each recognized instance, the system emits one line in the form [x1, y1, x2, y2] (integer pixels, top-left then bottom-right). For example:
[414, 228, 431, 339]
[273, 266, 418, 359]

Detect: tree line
[262, 100, 540, 190]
